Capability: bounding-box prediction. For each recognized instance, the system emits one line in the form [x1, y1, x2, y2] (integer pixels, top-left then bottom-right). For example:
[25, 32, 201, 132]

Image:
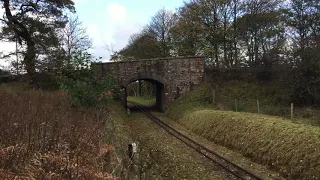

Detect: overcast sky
[0, 0, 184, 68]
[75, 0, 184, 62]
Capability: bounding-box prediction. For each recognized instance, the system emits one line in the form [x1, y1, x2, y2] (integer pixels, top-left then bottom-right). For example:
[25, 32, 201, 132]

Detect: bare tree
[148, 8, 176, 57]
[61, 15, 92, 68]
[106, 43, 121, 62]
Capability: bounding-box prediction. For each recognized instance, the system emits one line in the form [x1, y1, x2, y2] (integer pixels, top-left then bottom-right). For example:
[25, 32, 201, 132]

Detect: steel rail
[130, 102, 264, 180]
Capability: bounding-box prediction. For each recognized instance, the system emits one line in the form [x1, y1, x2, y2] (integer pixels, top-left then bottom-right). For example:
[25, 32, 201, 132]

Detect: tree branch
[0, 18, 8, 24]
[16, 0, 40, 18]
[2, 0, 31, 44]
[0, 51, 25, 59]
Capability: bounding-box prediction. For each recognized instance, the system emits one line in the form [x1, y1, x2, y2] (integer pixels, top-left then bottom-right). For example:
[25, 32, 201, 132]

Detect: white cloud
[1, 2, 145, 68]
[86, 2, 143, 62]
[0, 8, 19, 68]
[0, 42, 16, 67]
[107, 3, 127, 24]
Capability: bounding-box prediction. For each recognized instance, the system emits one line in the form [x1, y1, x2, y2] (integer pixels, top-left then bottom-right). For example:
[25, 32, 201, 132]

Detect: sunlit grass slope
[127, 96, 156, 107]
[177, 110, 320, 179]
[166, 83, 320, 179]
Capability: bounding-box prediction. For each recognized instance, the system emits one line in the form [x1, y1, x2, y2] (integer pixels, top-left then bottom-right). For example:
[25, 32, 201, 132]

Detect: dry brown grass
[0, 86, 116, 179]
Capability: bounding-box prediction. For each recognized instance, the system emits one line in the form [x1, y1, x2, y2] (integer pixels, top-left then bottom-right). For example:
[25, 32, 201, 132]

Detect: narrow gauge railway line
[129, 102, 264, 180]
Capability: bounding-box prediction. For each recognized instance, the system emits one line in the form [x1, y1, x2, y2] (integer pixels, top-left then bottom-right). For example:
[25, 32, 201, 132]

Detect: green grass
[107, 102, 222, 179]
[166, 84, 213, 120]
[166, 83, 320, 179]
[153, 112, 284, 180]
[176, 110, 320, 179]
[214, 80, 292, 116]
[125, 111, 222, 179]
[127, 96, 156, 107]
[167, 82, 320, 125]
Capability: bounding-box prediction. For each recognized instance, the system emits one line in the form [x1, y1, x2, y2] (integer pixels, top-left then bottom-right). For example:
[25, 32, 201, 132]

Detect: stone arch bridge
[93, 56, 205, 111]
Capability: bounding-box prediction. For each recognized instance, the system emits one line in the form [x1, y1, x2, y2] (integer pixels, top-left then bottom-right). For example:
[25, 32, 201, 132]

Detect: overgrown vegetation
[102, 102, 223, 179]
[167, 83, 320, 179]
[153, 112, 284, 180]
[167, 81, 320, 124]
[125, 111, 222, 179]
[214, 80, 290, 113]
[175, 110, 320, 180]
[103, 102, 132, 179]
[0, 85, 116, 179]
[113, 0, 320, 107]
[60, 70, 118, 107]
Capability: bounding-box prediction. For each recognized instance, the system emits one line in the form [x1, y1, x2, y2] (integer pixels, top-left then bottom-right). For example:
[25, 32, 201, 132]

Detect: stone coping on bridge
[95, 56, 205, 64]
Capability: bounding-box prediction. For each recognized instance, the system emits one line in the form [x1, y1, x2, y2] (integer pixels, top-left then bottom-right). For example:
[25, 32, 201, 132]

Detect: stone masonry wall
[93, 56, 205, 108]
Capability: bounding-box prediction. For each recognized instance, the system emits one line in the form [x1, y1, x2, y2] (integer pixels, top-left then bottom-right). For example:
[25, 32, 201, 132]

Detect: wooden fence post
[291, 103, 294, 119]
[235, 99, 238, 112]
[212, 89, 216, 104]
[257, 100, 260, 114]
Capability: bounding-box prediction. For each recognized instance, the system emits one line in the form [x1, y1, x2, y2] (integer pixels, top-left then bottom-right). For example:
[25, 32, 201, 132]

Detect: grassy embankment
[127, 96, 156, 108]
[0, 85, 117, 179]
[166, 82, 320, 180]
[168, 81, 319, 125]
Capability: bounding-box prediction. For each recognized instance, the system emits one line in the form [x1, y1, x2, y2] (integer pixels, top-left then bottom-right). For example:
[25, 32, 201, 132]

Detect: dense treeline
[113, 0, 320, 106]
[114, 0, 319, 68]
[0, 0, 94, 87]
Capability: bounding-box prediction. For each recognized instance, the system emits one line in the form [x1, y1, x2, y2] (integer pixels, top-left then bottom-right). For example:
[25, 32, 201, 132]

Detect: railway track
[130, 102, 264, 180]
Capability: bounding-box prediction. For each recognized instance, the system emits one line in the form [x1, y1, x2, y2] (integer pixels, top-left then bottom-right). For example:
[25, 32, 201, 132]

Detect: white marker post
[128, 143, 137, 171]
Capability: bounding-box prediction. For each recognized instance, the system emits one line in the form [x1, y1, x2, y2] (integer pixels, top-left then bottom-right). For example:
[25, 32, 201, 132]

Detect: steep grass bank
[167, 81, 319, 125]
[166, 84, 212, 120]
[166, 83, 320, 179]
[166, 81, 289, 119]
[176, 110, 320, 179]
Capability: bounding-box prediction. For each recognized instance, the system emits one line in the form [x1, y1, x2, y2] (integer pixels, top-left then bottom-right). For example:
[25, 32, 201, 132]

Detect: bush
[0, 86, 116, 179]
[60, 70, 118, 107]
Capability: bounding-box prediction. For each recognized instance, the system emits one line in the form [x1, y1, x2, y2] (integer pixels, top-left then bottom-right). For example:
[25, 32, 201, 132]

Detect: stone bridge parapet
[93, 56, 205, 110]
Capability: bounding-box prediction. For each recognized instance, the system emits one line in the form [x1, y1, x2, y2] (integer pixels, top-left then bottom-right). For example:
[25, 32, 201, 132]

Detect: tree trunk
[3, 0, 38, 88]
[233, 0, 238, 67]
[223, 8, 228, 67]
[215, 43, 219, 67]
[25, 39, 39, 88]
[254, 36, 259, 66]
[138, 80, 142, 97]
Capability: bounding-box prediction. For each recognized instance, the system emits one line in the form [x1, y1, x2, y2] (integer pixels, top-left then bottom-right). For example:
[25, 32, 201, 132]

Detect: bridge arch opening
[122, 73, 165, 112]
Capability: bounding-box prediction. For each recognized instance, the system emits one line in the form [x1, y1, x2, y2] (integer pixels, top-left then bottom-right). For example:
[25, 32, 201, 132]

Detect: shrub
[0, 86, 116, 179]
[60, 70, 118, 107]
